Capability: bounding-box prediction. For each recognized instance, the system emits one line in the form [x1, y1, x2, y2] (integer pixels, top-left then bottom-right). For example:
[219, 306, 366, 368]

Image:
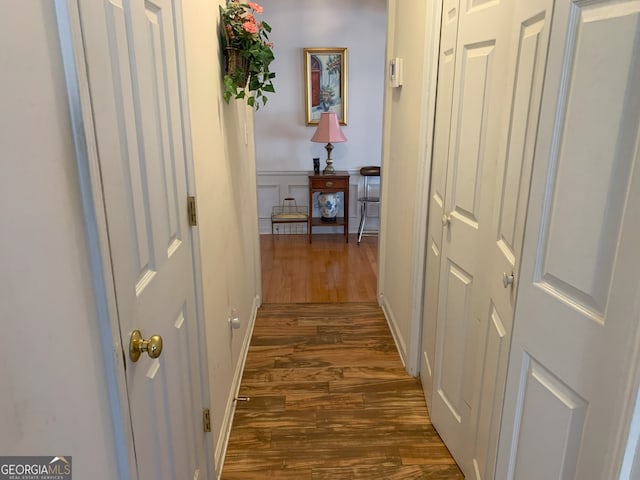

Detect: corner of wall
[379, 293, 408, 370]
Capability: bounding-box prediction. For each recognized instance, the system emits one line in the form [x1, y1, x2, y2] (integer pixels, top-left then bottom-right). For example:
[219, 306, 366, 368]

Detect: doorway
[56, 0, 211, 477]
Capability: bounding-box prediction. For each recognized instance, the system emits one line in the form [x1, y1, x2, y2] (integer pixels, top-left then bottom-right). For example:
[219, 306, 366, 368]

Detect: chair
[357, 166, 381, 244]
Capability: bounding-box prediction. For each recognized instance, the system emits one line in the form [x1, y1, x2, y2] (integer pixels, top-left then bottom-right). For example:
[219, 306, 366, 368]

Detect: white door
[78, 1, 208, 478]
[466, 0, 554, 477]
[420, 0, 459, 410]
[496, 1, 640, 478]
[429, 0, 514, 472]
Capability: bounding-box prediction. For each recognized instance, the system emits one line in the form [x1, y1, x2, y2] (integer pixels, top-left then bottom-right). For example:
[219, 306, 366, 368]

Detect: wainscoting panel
[257, 170, 380, 235]
[257, 184, 280, 219]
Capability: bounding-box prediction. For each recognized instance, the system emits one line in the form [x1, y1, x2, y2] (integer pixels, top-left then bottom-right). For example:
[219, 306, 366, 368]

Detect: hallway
[221, 235, 462, 479]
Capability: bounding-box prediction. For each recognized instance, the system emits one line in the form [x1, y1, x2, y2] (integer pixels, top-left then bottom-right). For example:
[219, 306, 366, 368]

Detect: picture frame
[304, 48, 347, 125]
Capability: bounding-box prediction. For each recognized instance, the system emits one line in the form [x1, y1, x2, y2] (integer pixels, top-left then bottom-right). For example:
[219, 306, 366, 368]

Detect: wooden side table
[308, 172, 350, 243]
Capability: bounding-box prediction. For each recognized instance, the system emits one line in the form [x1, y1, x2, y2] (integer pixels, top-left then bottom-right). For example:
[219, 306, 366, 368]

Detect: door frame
[54, 1, 213, 478]
[407, 0, 444, 377]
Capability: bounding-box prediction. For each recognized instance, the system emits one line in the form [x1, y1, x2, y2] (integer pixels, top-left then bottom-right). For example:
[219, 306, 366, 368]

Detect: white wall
[254, 0, 387, 173]
[378, 0, 434, 372]
[181, 1, 262, 473]
[0, 3, 262, 479]
[0, 3, 119, 478]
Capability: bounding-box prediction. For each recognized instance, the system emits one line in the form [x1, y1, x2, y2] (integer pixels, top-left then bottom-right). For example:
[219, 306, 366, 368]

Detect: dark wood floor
[221, 302, 463, 479]
[222, 303, 463, 480]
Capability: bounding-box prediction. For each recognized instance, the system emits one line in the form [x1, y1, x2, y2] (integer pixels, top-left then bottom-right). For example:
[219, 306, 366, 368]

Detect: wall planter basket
[224, 47, 249, 88]
[224, 47, 250, 88]
[220, 1, 276, 108]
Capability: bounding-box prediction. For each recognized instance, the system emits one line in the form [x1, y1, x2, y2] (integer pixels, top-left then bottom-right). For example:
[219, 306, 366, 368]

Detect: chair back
[359, 166, 380, 203]
[359, 166, 380, 177]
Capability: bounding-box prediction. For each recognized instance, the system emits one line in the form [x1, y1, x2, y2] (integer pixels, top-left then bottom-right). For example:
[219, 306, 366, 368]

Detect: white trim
[620, 365, 640, 479]
[54, 1, 135, 478]
[257, 168, 367, 176]
[215, 295, 261, 478]
[380, 293, 407, 368]
[406, 0, 444, 376]
[612, 149, 640, 478]
[170, 2, 214, 478]
[377, 0, 396, 307]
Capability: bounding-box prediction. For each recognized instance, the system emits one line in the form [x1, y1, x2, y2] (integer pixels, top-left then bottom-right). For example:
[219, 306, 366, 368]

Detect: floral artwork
[304, 48, 347, 125]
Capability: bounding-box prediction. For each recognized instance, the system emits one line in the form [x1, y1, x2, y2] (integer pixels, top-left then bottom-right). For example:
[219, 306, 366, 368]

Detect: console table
[308, 172, 350, 243]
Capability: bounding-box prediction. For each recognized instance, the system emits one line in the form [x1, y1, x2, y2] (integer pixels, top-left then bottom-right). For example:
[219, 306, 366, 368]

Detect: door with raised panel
[496, 1, 640, 478]
[466, 0, 554, 477]
[77, 0, 209, 478]
[420, 0, 459, 411]
[429, 0, 514, 473]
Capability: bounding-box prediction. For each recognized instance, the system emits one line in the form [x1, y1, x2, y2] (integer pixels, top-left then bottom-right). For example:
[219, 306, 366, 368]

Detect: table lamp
[310, 112, 347, 175]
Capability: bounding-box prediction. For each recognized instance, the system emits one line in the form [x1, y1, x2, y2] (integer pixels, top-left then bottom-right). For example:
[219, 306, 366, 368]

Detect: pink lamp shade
[310, 113, 347, 143]
[310, 113, 346, 175]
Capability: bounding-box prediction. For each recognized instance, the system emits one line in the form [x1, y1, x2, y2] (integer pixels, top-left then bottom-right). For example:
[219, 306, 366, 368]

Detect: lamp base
[322, 164, 335, 175]
[323, 143, 335, 175]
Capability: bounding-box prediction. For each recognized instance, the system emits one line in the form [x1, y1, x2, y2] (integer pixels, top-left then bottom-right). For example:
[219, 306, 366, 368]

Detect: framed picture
[304, 48, 347, 125]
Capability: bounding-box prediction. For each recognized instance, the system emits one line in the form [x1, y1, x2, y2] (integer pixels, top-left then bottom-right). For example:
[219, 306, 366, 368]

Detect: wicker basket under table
[270, 198, 308, 234]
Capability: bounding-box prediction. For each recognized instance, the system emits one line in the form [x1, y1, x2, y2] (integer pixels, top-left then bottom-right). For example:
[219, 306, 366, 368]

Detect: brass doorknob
[129, 329, 163, 362]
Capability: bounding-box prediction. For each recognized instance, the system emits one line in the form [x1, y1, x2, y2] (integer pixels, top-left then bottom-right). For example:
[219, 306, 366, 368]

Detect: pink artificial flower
[244, 13, 255, 23]
[242, 21, 258, 34]
[247, 2, 263, 13]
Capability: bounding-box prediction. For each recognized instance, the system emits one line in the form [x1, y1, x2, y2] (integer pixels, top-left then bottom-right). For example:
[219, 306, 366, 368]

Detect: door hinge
[187, 196, 198, 226]
[203, 408, 211, 433]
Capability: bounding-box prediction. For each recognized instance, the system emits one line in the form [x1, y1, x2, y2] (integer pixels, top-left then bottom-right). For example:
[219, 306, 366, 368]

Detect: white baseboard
[215, 294, 261, 478]
[379, 293, 408, 369]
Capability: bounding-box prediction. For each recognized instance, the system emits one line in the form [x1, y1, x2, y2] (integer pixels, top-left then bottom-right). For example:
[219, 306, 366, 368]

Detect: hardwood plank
[222, 470, 312, 480]
[311, 464, 464, 480]
[341, 365, 410, 379]
[238, 380, 330, 396]
[315, 408, 435, 429]
[284, 393, 364, 410]
[270, 424, 440, 449]
[243, 345, 295, 369]
[221, 303, 463, 479]
[225, 428, 271, 450]
[233, 395, 286, 411]
[400, 445, 460, 465]
[258, 302, 381, 317]
[232, 410, 317, 429]
[223, 446, 401, 472]
[241, 366, 344, 383]
[250, 333, 343, 347]
[252, 320, 318, 336]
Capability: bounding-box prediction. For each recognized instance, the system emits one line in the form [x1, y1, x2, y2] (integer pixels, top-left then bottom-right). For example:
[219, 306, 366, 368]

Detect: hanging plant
[220, 1, 276, 109]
